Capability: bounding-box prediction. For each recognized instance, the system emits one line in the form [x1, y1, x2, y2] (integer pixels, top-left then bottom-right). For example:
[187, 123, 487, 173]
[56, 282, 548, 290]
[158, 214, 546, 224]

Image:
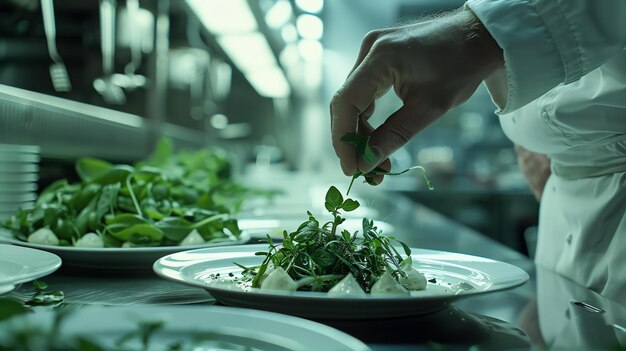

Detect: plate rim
[19, 305, 372, 351]
[153, 244, 530, 302]
[0, 230, 251, 254]
[0, 244, 61, 285]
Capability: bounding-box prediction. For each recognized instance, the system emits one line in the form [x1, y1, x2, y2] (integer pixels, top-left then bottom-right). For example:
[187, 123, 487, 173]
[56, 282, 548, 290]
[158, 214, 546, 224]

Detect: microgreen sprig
[239, 186, 413, 292]
[341, 133, 434, 195]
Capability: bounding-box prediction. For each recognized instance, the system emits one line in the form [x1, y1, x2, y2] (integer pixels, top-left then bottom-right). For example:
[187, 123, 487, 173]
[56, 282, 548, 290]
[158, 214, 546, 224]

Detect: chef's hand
[330, 8, 503, 180]
[515, 145, 551, 201]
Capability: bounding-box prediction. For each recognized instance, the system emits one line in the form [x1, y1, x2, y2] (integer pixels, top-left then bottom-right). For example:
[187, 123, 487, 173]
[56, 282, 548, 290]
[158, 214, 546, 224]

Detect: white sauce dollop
[260, 267, 297, 291]
[179, 229, 205, 246]
[328, 273, 366, 296]
[398, 258, 427, 291]
[370, 271, 409, 295]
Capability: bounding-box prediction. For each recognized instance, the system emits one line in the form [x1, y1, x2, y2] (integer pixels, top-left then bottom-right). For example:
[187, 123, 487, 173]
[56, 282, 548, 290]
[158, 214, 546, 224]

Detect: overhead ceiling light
[281, 23, 298, 43]
[298, 39, 323, 62]
[217, 32, 277, 72]
[265, 0, 293, 29]
[245, 67, 291, 98]
[296, 14, 323, 40]
[187, 0, 257, 34]
[295, 0, 323, 14]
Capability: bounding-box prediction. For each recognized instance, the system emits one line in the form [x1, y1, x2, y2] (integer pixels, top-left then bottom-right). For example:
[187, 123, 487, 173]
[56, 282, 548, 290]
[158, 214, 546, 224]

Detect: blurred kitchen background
[0, 0, 539, 256]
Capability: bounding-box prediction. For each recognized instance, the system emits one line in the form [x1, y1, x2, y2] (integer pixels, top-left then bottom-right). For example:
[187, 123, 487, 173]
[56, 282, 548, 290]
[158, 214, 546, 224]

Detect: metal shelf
[0, 84, 208, 161]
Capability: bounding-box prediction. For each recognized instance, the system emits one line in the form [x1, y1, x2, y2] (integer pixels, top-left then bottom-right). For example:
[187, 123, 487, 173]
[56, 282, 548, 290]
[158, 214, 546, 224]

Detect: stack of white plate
[0, 144, 40, 221]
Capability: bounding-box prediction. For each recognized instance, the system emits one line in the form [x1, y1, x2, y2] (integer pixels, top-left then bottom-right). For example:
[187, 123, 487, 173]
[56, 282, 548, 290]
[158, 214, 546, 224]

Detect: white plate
[154, 244, 529, 319]
[0, 284, 15, 295]
[0, 244, 61, 286]
[2, 305, 370, 351]
[0, 230, 251, 270]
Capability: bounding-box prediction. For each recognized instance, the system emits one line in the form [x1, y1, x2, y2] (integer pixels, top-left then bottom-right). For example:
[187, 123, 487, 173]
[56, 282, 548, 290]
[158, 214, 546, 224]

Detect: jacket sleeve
[465, 0, 626, 114]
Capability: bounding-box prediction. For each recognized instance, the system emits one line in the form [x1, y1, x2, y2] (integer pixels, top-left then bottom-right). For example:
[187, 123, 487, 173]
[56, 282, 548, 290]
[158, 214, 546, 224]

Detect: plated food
[0, 139, 260, 250]
[235, 186, 428, 295]
[154, 187, 529, 319]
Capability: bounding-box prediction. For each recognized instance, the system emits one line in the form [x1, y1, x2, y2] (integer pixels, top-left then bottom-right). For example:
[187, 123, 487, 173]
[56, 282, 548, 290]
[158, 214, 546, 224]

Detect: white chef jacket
[466, 0, 626, 303]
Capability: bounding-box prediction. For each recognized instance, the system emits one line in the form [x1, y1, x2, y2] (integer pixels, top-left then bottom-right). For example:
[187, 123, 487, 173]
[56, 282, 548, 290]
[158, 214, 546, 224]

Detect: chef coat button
[552, 186, 556, 192]
[541, 111, 549, 121]
[512, 116, 516, 123]
[566, 233, 573, 244]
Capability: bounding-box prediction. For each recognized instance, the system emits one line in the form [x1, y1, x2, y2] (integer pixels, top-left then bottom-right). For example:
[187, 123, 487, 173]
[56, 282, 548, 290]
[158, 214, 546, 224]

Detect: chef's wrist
[455, 5, 504, 79]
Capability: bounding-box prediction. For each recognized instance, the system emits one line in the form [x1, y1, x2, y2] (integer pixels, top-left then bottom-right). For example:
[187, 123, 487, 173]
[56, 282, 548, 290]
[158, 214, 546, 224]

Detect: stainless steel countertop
[6, 176, 626, 350]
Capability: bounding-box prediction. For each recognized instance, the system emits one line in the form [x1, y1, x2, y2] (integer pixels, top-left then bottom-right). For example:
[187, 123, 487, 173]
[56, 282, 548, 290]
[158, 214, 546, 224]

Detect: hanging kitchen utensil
[40, 0, 71, 92]
[93, 0, 126, 104]
[111, 0, 147, 91]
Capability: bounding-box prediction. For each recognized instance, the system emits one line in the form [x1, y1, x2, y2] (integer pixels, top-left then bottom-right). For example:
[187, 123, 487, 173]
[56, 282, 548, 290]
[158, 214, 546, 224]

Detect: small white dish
[154, 244, 529, 319]
[0, 244, 61, 286]
[1, 305, 371, 351]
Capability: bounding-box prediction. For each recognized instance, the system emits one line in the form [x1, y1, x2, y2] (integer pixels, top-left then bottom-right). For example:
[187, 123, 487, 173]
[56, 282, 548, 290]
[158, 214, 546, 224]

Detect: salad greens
[340, 133, 434, 195]
[237, 186, 419, 293]
[1, 139, 254, 248]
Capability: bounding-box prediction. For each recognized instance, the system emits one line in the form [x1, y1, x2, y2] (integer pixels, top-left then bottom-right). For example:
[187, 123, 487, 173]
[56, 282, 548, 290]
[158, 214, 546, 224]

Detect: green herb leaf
[325, 186, 343, 210]
[156, 217, 194, 241]
[310, 249, 336, 268]
[91, 165, 134, 185]
[342, 133, 434, 193]
[109, 224, 164, 242]
[340, 133, 366, 143]
[76, 157, 113, 182]
[341, 199, 360, 212]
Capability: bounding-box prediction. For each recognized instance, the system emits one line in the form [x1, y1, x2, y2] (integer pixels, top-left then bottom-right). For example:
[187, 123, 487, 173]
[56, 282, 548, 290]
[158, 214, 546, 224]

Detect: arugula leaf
[108, 224, 164, 242]
[76, 157, 113, 182]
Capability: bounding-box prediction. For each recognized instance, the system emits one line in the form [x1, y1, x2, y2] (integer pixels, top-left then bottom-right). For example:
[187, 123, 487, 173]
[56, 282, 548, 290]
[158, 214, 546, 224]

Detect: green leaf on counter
[33, 280, 48, 291]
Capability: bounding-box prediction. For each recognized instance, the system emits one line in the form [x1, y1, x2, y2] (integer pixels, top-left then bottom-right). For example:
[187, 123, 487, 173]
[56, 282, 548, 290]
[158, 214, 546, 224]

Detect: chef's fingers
[359, 98, 443, 173]
[356, 118, 391, 185]
[367, 158, 392, 185]
[348, 29, 391, 77]
[330, 55, 393, 175]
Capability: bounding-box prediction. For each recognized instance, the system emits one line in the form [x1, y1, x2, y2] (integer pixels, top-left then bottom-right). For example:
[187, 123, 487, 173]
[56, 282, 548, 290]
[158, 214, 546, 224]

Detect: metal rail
[0, 84, 207, 161]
